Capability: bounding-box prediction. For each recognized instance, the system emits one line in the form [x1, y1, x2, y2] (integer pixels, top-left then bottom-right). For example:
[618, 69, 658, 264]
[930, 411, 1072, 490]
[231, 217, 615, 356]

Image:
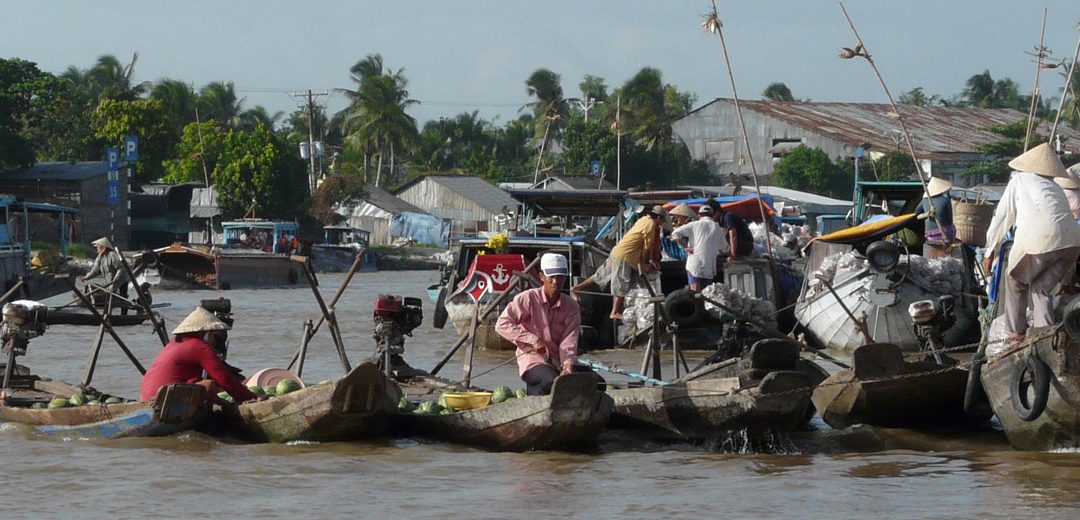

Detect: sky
[3, 1, 1079, 128]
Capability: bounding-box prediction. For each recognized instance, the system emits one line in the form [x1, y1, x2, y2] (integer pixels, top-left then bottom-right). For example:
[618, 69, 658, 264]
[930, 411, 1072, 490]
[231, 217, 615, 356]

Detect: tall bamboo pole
[1050, 21, 1080, 143]
[1023, 9, 1050, 152]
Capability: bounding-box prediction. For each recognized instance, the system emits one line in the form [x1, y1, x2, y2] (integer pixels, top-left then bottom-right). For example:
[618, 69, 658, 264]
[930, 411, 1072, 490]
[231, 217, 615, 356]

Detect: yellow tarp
[813, 213, 918, 245]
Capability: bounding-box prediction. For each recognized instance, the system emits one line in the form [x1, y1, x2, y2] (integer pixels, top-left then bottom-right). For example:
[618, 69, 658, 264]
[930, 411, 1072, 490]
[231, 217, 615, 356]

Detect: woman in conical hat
[139, 306, 257, 404]
[984, 143, 1080, 341]
[915, 176, 955, 258]
[1057, 163, 1080, 220]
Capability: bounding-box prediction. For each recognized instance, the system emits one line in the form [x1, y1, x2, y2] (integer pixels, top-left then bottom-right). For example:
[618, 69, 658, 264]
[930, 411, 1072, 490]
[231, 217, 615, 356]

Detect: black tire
[139, 282, 153, 307]
[964, 353, 989, 415]
[663, 288, 705, 328]
[141, 250, 160, 269]
[432, 288, 449, 329]
[1010, 353, 1050, 422]
[1062, 296, 1080, 342]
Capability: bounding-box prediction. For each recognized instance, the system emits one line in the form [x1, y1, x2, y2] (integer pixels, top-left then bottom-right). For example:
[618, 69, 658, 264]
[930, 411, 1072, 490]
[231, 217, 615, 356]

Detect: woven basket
[954, 200, 995, 247]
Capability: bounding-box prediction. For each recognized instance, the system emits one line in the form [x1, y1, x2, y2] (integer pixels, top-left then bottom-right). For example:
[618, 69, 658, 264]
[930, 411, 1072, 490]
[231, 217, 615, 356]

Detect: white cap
[540, 253, 569, 276]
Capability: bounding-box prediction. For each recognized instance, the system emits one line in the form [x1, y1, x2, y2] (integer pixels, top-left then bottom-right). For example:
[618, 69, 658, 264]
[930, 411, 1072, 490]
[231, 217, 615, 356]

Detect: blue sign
[855, 147, 866, 159]
[107, 147, 121, 170]
[106, 180, 121, 206]
[591, 160, 601, 176]
[124, 136, 139, 161]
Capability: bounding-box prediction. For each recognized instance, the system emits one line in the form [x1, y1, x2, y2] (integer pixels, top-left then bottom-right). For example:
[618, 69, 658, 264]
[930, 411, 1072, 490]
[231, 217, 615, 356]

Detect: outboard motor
[1, 300, 48, 389]
[909, 295, 955, 365]
[372, 295, 423, 376]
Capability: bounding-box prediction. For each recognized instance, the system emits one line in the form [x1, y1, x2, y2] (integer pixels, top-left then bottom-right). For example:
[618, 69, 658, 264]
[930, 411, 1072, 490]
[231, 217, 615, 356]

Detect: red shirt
[140, 336, 257, 403]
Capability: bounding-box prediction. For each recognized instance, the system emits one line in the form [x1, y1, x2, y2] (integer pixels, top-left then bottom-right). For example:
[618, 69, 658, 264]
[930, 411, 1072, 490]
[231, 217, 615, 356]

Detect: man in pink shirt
[496, 253, 597, 395]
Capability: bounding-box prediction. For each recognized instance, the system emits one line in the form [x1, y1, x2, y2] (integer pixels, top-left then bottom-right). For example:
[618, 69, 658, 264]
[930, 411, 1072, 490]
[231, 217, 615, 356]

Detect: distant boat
[310, 225, 377, 273]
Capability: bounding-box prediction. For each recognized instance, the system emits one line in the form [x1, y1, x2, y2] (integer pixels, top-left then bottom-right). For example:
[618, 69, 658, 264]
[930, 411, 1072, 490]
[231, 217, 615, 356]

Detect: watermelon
[416, 401, 443, 414]
[87, 400, 101, 406]
[515, 388, 527, 399]
[275, 379, 301, 396]
[31, 402, 46, 409]
[491, 386, 513, 404]
[216, 391, 235, 404]
[248, 385, 267, 396]
[48, 398, 69, 409]
[398, 397, 416, 412]
[69, 393, 86, 406]
[104, 396, 123, 404]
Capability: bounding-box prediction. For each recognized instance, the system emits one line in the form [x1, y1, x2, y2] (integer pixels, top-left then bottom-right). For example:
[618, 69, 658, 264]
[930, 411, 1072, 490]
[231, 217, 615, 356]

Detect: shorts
[591, 256, 636, 297]
[688, 273, 713, 288]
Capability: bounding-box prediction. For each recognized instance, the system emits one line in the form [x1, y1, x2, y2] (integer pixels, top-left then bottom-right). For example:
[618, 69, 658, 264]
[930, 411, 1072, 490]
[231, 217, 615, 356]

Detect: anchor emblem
[491, 263, 510, 285]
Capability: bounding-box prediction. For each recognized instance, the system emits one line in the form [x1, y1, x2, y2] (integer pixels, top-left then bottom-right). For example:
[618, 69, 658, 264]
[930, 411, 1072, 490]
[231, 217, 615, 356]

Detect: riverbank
[371, 245, 449, 271]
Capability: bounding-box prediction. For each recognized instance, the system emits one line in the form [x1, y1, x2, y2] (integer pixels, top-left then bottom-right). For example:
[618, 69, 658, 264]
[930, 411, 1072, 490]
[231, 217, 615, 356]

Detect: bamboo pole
[1050, 22, 1080, 142]
[286, 250, 366, 371]
[64, 278, 145, 375]
[1023, 8, 1050, 152]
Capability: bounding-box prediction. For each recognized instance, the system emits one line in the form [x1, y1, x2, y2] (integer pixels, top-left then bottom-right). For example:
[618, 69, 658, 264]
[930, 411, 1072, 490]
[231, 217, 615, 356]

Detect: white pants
[1004, 248, 1080, 335]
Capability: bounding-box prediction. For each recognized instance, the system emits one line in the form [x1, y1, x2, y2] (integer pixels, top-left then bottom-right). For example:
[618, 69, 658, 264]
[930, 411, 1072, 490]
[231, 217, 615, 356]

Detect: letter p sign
[124, 135, 139, 162]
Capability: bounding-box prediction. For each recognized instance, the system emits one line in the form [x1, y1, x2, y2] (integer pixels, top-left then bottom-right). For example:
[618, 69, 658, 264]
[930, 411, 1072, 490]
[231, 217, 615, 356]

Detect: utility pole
[290, 90, 328, 193]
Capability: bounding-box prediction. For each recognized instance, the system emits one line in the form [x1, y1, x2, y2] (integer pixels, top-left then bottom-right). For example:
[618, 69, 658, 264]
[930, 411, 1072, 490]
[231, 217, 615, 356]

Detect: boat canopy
[811, 213, 918, 246]
[221, 220, 299, 247]
[854, 181, 926, 222]
[0, 195, 79, 255]
[661, 195, 778, 221]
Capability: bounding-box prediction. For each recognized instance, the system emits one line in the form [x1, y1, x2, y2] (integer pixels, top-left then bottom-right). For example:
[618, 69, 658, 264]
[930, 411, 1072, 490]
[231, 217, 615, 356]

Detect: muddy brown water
[4, 271, 1080, 518]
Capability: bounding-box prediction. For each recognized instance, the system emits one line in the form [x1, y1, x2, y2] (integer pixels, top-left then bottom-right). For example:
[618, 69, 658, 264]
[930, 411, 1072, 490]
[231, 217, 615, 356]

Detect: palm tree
[150, 78, 198, 133]
[198, 81, 244, 127]
[963, 70, 996, 107]
[619, 67, 671, 150]
[238, 106, 284, 131]
[88, 53, 149, 101]
[338, 57, 419, 187]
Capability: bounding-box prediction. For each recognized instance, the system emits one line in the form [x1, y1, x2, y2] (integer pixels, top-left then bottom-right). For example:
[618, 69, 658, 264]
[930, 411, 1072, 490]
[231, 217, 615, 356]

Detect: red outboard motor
[373, 295, 423, 376]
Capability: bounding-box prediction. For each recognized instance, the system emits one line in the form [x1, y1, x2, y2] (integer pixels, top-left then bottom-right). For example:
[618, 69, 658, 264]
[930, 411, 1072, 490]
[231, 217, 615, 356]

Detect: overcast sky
[4, 1, 1079, 126]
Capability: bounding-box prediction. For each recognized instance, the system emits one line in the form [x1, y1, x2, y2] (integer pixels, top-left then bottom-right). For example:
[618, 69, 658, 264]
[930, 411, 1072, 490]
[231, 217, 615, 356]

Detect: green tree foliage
[897, 87, 941, 107]
[961, 70, 1027, 110]
[213, 125, 308, 217]
[762, 82, 795, 102]
[162, 121, 226, 183]
[92, 98, 171, 180]
[578, 74, 608, 103]
[308, 171, 367, 225]
[771, 145, 854, 199]
[962, 120, 1046, 181]
[871, 150, 917, 181]
[0, 58, 66, 170]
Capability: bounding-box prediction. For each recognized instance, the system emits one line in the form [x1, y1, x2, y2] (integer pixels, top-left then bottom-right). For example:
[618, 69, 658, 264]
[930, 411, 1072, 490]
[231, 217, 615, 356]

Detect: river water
[3, 271, 1080, 518]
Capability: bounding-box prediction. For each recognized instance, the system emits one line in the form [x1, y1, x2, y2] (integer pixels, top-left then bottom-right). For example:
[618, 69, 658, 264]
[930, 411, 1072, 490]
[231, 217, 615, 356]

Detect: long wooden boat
[200, 362, 400, 443]
[0, 377, 206, 439]
[397, 372, 613, 451]
[136, 243, 302, 291]
[811, 342, 973, 429]
[980, 324, 1080, 451]
[607, 338, 823, 440]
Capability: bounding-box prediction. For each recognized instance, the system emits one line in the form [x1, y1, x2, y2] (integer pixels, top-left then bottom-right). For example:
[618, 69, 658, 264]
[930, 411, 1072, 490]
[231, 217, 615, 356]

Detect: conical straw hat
[669, 204, 698, 220]
[1056, 167, 1080, 190]
[925, 177, 952, 197]
[91, 237, 114, 249]
[172, 306, 231, 335]
[1008, 143, 1068, 179]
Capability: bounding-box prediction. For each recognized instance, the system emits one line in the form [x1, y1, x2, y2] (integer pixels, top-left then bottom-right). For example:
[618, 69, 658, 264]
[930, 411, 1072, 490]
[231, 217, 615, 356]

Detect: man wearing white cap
[496, 253, 588, 395]
[140, 306, 257, 403]
[915, 177, 955, 258]
[671, 204, 728, 291]
[985, 143, 1080, 341]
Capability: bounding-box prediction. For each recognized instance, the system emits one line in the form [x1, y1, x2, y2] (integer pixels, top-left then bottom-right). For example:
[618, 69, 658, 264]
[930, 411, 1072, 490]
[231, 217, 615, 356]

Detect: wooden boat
[45, 308, 152, 327]
[310, 226, 377, 273]
[0, 376, 206, 439]
[201, 362, 400, 443]
[795, 217, 980, 353]
[396, 371, 613, 451]
[607, 338, 823, 440]
[979, 323, 1080, 451]
[136, 242, 303, 291]
[811, 342, 973, 429]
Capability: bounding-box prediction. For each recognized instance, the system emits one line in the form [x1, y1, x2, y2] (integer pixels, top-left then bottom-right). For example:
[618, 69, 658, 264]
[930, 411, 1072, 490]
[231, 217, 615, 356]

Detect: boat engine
[1, 300, 48, 388]
[372, 295, 422, 375]
[909, 295, 955, 364]
[199, 297, 234, 358]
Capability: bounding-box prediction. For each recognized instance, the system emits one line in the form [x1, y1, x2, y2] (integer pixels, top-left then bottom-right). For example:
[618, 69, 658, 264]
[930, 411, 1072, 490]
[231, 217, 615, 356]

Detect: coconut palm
[198, 81, 244, 128]
[150, 78, 198, 134]
[88, 53, 149, 101]
[238, 106, 284, 132]
[338, 55, 419, 187]
[619, 67, 672, 150]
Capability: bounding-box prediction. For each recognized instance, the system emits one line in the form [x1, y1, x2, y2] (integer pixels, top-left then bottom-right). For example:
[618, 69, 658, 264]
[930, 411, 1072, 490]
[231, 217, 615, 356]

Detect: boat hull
[203, 362, 400, 443]
[811, 343, 971, 429]
[310, 245, 377, 273]
[981, 330, 1080, 451]
[609, 371, 813, 440]
[398, 372, 613, 451]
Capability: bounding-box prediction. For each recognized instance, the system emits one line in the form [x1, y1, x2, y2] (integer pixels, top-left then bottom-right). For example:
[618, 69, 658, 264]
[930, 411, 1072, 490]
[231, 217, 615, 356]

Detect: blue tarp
[391, 211, 450, 247]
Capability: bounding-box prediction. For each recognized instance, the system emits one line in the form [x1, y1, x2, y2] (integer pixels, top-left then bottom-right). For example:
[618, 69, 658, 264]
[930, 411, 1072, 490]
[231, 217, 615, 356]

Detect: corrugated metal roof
[697, 99, 1080, 159]
[1, 161, 109, 181]
[190, 187, 220, 218]
[534, 175, 616, 191]
[397, 174, 518, 214]
[362, 186, 426, 215]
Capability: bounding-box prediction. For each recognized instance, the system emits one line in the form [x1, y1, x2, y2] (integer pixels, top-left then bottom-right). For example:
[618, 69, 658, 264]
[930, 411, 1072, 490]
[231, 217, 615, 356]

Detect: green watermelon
[416, 401, 443, 414]
[515, 388, 527, 399]
[104, 396, 123, 404]
[31, 402, 46, 409]
[275, 379, 302, 396]
[69, 393, 86, 406]
[248, 385, 267, 396]
[48, 398, 69, 409]
[216, 391, 235, 404]
[398, 397, 416, 412]
[491, 386, 513, 404]
[87, 400, 101, 406]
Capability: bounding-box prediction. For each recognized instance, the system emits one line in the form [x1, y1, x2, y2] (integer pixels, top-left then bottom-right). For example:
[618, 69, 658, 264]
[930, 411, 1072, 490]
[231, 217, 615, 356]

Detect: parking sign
[107, 147, 120, 170]
[124, 136, 139, 161]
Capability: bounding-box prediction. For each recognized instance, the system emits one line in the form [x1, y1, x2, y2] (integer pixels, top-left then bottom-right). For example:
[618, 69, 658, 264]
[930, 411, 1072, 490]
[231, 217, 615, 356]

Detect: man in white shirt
[671, 204, 729, 291]
[984, 143, 1080, 341]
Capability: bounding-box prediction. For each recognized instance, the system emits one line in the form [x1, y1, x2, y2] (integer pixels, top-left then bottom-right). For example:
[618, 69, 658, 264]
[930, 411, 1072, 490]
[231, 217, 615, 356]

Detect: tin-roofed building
[0, 161, 129, 248]
[347, 186, 429, 245]
[394, 174, 518, 235]
[673, 99, 1080, 187]
[531, 175, 616, 191]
